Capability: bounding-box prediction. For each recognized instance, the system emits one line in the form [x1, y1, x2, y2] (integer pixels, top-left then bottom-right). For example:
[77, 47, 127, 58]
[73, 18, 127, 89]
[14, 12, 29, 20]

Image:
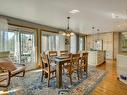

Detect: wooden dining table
[51, 56, 71, 88]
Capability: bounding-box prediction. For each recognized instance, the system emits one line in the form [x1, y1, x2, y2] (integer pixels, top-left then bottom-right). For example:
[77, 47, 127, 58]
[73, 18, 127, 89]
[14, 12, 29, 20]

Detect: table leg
[56, 62, 62, 88]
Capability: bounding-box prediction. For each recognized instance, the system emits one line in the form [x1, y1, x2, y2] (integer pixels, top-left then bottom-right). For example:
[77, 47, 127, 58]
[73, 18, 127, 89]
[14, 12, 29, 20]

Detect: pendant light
[63, 17, 74, 36]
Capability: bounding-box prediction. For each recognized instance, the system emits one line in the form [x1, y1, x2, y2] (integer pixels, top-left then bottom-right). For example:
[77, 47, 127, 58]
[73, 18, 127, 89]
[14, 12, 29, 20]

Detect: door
[0, 26, 36, 70]
[20, 32, 36, 70]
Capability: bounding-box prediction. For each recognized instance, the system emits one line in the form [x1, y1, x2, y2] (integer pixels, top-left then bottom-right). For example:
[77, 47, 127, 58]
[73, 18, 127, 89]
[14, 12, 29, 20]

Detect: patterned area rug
[0, 66, 106, 95]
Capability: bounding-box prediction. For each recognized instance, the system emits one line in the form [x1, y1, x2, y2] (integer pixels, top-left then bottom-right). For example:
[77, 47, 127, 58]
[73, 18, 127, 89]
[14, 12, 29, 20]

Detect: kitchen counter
[117, 54, 127, 84]
[88, 50, 105, 66]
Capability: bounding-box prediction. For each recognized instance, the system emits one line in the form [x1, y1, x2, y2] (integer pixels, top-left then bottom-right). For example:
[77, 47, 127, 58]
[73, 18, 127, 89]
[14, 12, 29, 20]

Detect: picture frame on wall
[120, 32, 127, 51]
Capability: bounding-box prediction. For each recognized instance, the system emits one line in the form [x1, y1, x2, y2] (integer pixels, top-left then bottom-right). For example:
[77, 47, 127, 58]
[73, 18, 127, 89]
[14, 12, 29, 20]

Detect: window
[41, 31, 65, 53]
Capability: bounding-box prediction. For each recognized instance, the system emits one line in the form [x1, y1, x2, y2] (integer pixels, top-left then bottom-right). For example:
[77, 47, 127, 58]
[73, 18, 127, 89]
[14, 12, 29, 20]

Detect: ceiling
[0, 0, 127, 34]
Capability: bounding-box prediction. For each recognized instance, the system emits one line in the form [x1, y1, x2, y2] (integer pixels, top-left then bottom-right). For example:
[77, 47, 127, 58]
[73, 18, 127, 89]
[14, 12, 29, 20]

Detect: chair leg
[69, 73, 72, 85]
[80, 68, 83, 79]
[22, 70, 25, 77]
[0, 71, 11, 87]
[77, 70, 80, 80]
[62, 65, 65, 74]
[84, 67, 85, 72]
[41, 71, 44, 82]
[48, 73, 50, 87]
[86, 70, 88, 77]
[55, 71, 56, 77]
[6, 74, 11, 87]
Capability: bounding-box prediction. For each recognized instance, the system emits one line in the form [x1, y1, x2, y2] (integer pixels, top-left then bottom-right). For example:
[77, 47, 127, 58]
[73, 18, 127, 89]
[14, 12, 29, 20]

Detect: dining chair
[40, 54, 56, 87]
[49, 51, 57, 57]
[64, 53, 80, 84]
[79, 52, 88, 78]
[60, 50, 68, 56]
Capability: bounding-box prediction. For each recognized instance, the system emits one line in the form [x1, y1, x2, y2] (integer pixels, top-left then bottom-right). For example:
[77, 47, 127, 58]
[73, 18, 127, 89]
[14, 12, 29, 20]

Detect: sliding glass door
[20, 32, 36, 69]
[0, 25, 36, 70]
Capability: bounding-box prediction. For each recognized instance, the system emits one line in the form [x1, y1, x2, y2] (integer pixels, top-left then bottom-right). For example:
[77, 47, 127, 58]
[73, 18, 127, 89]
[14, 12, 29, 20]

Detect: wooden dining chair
[64, 53, 80, 84]
[40, 54, 56, 87]
[48, 51, 57, 67]
[49, 51, 57, 57]
[79, 52, 88, 78]
[60, 51, 68, 56]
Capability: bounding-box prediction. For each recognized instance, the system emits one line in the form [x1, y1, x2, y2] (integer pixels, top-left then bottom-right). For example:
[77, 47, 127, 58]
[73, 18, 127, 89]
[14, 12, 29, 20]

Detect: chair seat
[63, 64, 75, 73]
[43, 65, 56, 73]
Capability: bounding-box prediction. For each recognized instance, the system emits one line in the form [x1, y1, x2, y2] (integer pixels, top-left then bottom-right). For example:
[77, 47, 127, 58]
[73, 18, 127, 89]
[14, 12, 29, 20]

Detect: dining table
[50, 56, 71, 88]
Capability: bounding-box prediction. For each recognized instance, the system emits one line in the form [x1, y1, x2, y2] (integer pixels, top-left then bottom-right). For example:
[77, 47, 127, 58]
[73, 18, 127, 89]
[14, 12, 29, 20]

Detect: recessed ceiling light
[112, 13, 119, 19]
[112, 13, 115, 18]
[69, 10, 80, 14]
[118, 25, 121, 27]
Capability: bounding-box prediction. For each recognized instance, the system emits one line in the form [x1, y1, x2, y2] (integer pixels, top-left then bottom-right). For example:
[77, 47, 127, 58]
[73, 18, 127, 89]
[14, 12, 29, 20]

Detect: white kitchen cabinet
[88, 50, 105, 66]
[117, 54, 127, 84]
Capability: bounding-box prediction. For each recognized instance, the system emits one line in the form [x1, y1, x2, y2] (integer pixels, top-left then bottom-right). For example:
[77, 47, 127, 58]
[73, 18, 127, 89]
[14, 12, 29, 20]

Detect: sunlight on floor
[0, 87, 21, 94]
[30, 69, 42, 73]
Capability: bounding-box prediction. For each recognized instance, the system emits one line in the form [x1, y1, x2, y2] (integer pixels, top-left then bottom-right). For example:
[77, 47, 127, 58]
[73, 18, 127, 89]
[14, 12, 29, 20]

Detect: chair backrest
[71, 54, 80, 66]
[40, 54, 50, 71]
[81, 53, 88, 65]
[60, 51, 68, 56]
[49, 51, 57, 57]
[68, 53, 72, 58]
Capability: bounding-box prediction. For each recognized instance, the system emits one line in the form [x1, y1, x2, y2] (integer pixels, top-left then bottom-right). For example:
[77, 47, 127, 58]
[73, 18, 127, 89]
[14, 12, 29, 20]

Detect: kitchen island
[88, 50, 105, 66]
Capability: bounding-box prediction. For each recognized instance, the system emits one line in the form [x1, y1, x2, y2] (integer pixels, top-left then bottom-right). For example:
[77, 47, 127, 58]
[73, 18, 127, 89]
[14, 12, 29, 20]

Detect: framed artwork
[120, 32, 127, 51]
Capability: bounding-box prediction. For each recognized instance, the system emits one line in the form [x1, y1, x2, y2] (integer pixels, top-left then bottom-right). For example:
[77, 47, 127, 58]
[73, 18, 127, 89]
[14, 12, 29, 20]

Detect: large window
[0, 25, 36, 70]
[41, 31, 65, 53]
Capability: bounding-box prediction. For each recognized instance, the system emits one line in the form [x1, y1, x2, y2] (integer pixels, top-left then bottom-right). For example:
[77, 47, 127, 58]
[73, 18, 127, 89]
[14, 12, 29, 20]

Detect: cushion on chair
[11, 66, 26, 75]
[0, 58, 17, 71]
[44, 65, 56, 72]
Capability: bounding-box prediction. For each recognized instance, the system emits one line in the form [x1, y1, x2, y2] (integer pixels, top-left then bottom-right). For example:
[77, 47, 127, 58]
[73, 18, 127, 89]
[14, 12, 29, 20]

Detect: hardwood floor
[92, 60, 127, 95]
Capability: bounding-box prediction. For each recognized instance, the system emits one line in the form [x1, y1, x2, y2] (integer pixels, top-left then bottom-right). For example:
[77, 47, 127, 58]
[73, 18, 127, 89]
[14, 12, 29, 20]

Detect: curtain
[42, 32, 65, 52]
[0, 17, 8, 51]
[0, 17, 8, 32]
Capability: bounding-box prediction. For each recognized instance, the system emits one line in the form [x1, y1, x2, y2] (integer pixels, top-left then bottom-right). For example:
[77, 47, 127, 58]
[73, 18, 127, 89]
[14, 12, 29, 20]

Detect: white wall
[70, 34, 77, 53]
[59, 35, 65, 50]
[86, 32, 113, 59]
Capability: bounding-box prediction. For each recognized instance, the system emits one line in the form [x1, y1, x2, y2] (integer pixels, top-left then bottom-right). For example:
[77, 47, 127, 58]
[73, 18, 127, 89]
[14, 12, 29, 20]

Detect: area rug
[0, 66, 106, 95]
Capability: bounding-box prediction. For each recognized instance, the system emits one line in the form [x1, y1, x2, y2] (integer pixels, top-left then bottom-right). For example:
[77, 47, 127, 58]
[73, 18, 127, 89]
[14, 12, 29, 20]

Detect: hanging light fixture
[62, 17, 74, 37]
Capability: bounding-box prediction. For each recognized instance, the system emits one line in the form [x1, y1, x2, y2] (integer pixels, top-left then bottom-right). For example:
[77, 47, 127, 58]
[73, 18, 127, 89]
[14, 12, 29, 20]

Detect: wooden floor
[92, 60, 127, 95]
